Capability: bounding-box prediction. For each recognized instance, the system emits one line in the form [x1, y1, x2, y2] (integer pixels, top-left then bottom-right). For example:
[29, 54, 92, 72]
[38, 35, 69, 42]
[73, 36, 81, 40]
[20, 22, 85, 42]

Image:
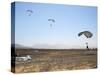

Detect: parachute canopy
[26, 10, 33, 16]
[78, 31, 93, 38]
[48, 19, 55, 22]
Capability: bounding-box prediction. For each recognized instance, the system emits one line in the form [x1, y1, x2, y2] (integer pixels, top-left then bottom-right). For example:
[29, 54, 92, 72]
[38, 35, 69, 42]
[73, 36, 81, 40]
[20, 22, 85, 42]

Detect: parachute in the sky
[26, 10, 33, 16]
[78, 31, 93, 50]
[48, 19, 55, 22]
[78, 31, 93, 38]
[48, 19, 55, 27]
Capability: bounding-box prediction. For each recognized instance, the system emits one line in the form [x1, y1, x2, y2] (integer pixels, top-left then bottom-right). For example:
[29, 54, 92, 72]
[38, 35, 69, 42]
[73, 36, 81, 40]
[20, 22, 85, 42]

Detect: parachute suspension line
[85, 37, 88, 50]
[86, 42, 89, 50]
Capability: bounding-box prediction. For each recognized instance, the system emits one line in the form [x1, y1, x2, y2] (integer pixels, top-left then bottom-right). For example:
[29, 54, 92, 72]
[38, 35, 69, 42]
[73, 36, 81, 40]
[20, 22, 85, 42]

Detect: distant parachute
[78, 31, 93, 38]
[48, 19, 55, 22]
[26, 10, 33, 16]
[48, 19, 55, 27]
[78, 31, 93, 50]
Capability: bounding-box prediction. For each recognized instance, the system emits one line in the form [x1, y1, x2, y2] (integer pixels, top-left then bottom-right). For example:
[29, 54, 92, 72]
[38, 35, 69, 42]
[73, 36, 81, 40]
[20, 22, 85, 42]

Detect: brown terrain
[12, 49, 97, 73]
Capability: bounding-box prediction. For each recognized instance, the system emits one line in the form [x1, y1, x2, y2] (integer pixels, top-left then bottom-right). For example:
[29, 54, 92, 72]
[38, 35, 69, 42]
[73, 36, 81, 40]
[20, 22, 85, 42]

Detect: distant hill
[11, 44, 32, 49]
[11, 44, 92, 50]
[32, 44, 71, 49]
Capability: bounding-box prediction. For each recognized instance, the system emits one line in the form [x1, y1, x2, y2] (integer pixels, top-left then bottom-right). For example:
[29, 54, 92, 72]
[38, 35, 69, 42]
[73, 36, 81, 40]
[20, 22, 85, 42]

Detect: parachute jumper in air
[48, 19, 55, 28]
[78, 31, 93, 50]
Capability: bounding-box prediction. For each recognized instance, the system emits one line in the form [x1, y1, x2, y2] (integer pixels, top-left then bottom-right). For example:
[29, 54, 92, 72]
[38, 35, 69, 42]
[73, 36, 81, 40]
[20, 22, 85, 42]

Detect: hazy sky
[14, 2, 97, 49]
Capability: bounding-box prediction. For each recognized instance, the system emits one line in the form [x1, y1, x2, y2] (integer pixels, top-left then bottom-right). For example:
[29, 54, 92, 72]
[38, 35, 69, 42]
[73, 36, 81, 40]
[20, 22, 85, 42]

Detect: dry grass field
[12, 49, 97, 73]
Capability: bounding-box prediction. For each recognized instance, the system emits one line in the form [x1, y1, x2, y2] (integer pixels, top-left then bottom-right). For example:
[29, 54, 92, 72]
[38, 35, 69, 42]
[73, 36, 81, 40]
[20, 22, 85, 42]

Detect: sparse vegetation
[13, 49, 97, 73]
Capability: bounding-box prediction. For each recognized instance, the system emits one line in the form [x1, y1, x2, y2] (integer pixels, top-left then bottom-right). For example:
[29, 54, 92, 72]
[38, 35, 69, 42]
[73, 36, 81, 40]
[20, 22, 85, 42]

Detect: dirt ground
[12, 49, 97, 73]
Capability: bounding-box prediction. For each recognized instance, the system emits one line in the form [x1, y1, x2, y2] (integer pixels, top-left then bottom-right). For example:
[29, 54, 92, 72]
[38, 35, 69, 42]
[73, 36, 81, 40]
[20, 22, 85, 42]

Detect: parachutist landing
[78, 31, 93, 49]
[87, 46, 89, 50]
[86, 42, 89, 50]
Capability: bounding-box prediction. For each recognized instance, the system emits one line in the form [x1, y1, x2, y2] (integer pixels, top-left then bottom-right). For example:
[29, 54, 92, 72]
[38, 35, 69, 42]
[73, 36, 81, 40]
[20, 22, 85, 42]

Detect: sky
[14, 2, 97, 49]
